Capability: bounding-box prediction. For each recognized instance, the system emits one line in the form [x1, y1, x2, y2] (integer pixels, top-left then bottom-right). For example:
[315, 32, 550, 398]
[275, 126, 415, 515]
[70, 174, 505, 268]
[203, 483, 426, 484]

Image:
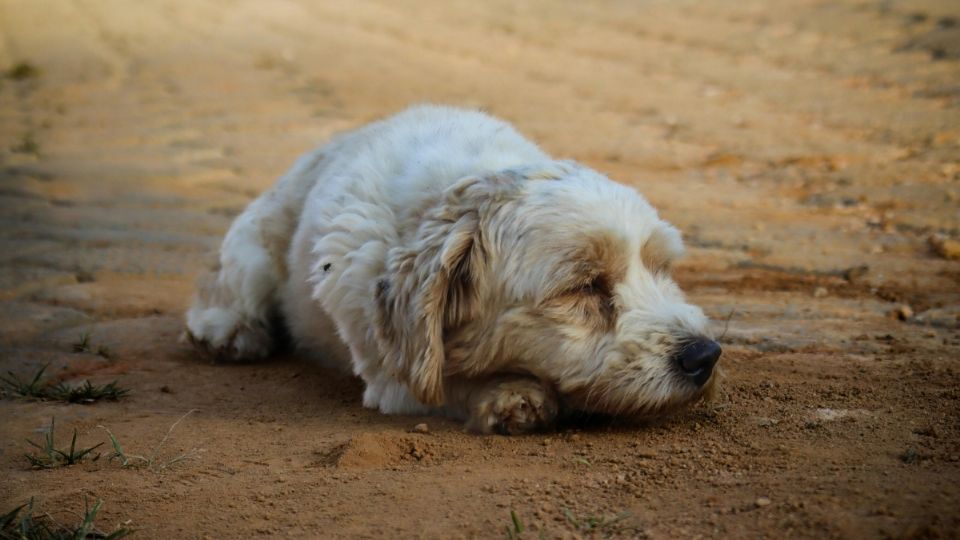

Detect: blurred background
[1, 1, 959, 538]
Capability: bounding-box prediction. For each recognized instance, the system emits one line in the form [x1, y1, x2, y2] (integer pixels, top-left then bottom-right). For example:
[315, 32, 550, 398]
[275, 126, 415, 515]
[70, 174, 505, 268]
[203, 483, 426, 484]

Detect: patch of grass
[0, 364, 129, 404]
[73, 333, 112, 359]
[4, 61, 39, 80]
[100, 409, 198, 471]
[48, 380, 129, 404]
[73, 332, 91, 353]
[562, 509, 631, 534]
[1, 497, 132, 539]
[0, 365, 50, 399]
[25, 418, 103, 469]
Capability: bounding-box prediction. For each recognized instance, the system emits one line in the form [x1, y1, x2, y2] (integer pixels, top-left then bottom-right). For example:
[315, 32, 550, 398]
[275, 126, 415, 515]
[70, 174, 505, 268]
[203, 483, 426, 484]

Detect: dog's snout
[674, 337, 721, 386]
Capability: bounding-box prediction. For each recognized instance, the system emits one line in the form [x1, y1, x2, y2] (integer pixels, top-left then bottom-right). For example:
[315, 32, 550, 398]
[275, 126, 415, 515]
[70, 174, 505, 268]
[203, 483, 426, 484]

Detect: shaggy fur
[186, 105, 719, 434]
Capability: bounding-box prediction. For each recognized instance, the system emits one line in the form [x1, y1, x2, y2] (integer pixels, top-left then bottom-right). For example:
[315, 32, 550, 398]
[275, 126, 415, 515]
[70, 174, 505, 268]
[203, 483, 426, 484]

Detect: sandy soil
[1, 0, 959, 538]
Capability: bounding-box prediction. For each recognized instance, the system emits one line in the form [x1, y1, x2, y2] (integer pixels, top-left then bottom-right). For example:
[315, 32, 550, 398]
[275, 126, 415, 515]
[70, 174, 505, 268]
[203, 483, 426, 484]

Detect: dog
[185, 105, 721, 434]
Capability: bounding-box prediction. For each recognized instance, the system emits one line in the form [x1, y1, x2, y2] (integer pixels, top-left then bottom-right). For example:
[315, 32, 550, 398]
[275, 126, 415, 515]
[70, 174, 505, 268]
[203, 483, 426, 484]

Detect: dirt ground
[1, 0, 959, 538]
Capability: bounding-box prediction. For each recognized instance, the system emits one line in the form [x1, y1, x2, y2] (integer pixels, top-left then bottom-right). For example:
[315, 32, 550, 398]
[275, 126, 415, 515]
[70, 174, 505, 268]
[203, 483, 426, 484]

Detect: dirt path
[1, 1, 958, 538]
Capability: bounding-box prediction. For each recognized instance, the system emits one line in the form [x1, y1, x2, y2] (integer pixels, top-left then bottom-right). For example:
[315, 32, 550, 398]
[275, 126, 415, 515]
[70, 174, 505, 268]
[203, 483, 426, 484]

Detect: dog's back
[303, 105, 549, 222]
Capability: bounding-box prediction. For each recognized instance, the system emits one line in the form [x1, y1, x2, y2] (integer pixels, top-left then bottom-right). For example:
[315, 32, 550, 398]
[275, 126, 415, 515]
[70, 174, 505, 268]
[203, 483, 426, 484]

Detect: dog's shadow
[173, 336, 722, 435]
[556, 401, 725, 435]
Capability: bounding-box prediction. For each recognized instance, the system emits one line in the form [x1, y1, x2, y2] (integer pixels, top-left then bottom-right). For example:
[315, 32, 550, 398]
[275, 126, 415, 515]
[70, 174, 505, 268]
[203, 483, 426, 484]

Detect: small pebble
[636, 448, 658, 459]
[843, 265, 869, 281]
[813, 286, 828, 298]
[756, 497, 771, 507]
[409, 444, 425, 460]
[889, 305, 913, 321]
[929, 234, 960, 260]
[412, 423, 429, 434]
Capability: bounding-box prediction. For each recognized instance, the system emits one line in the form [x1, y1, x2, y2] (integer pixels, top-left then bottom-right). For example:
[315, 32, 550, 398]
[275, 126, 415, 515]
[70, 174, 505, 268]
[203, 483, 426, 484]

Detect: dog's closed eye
[550, 273, 616, 327]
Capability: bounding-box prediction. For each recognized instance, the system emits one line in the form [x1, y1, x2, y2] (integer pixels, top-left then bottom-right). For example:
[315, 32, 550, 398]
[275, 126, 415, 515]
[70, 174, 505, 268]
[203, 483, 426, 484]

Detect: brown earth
[1, 0, 959, 538]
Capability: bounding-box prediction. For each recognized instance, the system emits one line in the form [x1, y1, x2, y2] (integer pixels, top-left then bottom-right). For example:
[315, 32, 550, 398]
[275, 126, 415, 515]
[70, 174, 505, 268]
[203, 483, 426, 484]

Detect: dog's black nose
[674, 338, 721, 386]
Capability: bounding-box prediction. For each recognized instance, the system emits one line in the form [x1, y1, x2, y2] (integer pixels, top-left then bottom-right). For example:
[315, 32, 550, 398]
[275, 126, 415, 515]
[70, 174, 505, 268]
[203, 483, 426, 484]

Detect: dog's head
[374, 161, 720, 416]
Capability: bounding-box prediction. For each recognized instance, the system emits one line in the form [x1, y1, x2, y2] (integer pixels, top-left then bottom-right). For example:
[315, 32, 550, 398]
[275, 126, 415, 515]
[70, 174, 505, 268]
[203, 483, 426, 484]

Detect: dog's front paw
[184, 306, 273, 361]
[467, 378, 558, 435]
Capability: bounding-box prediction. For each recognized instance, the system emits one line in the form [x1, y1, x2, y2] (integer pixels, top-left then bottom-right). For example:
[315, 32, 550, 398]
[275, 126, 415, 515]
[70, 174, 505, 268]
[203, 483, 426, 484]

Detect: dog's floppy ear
[641, 222, 685, 274]
[373, 174, 513, 405]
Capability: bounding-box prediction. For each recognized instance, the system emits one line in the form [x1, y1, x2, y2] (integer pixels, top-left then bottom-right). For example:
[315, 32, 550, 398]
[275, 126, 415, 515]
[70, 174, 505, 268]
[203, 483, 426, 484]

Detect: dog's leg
[448, 376, 560, 435]
[363, 373, 433, 416]
[360, 375, 557, 434]
[185, 150, 327, 360]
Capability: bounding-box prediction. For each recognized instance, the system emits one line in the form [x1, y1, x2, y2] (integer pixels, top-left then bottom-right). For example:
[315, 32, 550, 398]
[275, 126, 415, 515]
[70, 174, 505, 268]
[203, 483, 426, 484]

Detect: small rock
[409, 444, 425, 460]
[755, 497, 771, 507]
[929, 234, 960, 260]
[812, 408, 868, 422]
[813, 286, 828, 298]
[889, 305, 913, 321]
[411, 423, 429, 434]
[842, 265, 869, 282]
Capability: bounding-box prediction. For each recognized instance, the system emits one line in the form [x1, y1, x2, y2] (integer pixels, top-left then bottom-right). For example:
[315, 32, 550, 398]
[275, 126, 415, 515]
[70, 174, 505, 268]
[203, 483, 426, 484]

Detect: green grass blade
[72, 498, 98, 540]
[29, 365, 48, 388]
[73, 442, 104, 462]
[0, 501, 26, 529]
[510, 510, 523, 533]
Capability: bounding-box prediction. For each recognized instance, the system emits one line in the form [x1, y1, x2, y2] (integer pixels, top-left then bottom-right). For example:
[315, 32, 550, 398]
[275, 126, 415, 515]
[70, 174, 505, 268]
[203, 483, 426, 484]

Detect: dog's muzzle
[674, 337, 721, 387]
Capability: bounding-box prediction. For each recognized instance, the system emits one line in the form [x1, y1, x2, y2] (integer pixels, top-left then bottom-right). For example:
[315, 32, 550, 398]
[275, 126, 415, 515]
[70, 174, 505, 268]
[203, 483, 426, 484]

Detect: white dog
[185, 105, 720, 434]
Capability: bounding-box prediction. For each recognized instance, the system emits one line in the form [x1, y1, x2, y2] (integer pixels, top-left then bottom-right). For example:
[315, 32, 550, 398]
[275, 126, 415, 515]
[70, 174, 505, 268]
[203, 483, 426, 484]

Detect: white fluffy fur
[186, 105, 718, 434]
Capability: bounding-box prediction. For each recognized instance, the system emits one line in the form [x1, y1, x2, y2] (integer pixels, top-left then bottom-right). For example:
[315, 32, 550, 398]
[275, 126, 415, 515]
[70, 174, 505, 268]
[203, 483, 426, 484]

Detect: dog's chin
[559, 369, 719, 419]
